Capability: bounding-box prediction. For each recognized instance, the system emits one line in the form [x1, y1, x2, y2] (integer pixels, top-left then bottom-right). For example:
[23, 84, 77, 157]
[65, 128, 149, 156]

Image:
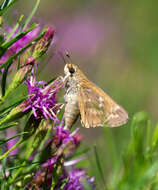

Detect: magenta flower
[54, 124, 75, 144]
[55, 167, 95, 190]
[65, 167, 95, 190]
[23, 68, 63, 121]
[26, 121, 95, 189]
[42, 125, 79, 166]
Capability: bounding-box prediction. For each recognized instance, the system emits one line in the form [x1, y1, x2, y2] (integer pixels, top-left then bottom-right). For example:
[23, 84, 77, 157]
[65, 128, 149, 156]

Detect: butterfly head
[64, 64, 78, 76]
[64, 63, 87, 81]
[64, 63, 88, 84]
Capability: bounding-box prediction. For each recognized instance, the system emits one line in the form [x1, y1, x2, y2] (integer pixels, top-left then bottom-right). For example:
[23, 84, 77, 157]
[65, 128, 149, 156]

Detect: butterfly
[64, 63, 129, 129]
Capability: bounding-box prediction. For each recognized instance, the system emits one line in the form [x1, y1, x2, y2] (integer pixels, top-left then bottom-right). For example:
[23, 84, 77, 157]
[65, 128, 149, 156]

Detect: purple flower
[65, 167, 95, 190]
[50, 125, 81, 158]
[40, 125, 81, 171]
[42, 125, 78, 166]
[26, 122, 94, 190]
[56, 167, 95, 190]
[42, 156, 58, 167]
[55, 127, 83, 156]
[54, 124, 75, 144]
[23, 68, 63, 121]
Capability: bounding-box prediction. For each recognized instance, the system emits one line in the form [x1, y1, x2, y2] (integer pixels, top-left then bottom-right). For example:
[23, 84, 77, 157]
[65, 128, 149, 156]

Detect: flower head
[32, 27, 55, 59]
[65, 167, 95, 190]
[26, 120, 94, 190]
[23, 68, 63, 121]
[55, 167, 95, 190]
[54, 124, 75, 144]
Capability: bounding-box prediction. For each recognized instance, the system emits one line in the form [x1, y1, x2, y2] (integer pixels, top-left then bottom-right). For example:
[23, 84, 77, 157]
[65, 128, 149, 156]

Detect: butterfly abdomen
[64, 79, 80, 129]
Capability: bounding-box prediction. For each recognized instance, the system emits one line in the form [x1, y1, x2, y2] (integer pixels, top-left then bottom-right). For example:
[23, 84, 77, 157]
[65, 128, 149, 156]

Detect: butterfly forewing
[78, 80, 129, 128]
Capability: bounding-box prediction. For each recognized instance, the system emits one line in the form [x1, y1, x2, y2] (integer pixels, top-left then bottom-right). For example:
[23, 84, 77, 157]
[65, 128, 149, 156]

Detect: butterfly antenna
[65, 51, 73, 64]
[58, 51, 67, 65]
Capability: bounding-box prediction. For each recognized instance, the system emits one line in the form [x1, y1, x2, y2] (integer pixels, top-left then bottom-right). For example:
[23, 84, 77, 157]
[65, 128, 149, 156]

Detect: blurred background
[4, 0, 158, 188]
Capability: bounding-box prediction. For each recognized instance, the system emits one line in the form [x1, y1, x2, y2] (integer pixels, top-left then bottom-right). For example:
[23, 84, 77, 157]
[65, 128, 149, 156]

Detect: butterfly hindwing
[78, 80, 129, 128]
[78, 87, 105, 128]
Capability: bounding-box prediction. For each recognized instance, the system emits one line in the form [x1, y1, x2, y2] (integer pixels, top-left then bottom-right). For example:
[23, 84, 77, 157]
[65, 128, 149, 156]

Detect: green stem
[0, 138, 23, 160]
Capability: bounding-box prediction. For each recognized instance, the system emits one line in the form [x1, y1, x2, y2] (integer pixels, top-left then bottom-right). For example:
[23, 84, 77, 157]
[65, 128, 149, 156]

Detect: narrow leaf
[0, 132, 28, 145]
[0, 138, 23, 160]
[0, 29, 46, 71]
[59, 178, 68, 190]
[0, 122, 17, 131]
[22, 0, 40, 31]
[1, 64, 9, 96]
[6, 14, 24, 42]
[152, 123, 158, 148]
[1, 23, 37, 50]
[7, 161, 39, 171]
[0, 0, 10, 10]
[0, 0, 19, 16]
[0, 96, 27, 115]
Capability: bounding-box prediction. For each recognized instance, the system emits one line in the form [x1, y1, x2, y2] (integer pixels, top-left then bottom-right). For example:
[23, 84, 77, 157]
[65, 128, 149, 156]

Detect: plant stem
[0, 138, 23, 160]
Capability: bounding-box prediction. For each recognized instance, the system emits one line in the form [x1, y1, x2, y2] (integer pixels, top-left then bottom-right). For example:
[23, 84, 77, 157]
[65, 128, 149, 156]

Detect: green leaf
[6, 14, 24, 42]
[0, 28, 46, 71]
[1, 64, 9, 96]
[0, 0, 10, 10]
[0, 0, 19, 16]
[59, 178, 68, 190]
[0, 30, 46, 101]
[152, 123, 158, 149]
[146, 119, 151, 150]
[17, 55, 20, 70]
[21, 0, 40, 31]
[137, 160, 158, 188]
[6, 161, 39, 171]
[0, 96, 27, 115]
[0, 23, 37, 62]
[0, 122, 17, 131]
[1, 23, 37, 52]
[0, 137, 23, 160]
[0, 157, 7, 182]
[129, 112, 148, 157]
[82, 179, 94, 190]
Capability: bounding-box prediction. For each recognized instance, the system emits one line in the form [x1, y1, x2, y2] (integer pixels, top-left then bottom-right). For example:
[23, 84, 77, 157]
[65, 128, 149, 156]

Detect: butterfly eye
[69, 67, 75, 74]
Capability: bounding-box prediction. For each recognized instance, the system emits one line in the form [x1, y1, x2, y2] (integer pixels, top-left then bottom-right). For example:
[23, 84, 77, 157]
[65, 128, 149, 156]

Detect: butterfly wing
[78, 81, 129, 128]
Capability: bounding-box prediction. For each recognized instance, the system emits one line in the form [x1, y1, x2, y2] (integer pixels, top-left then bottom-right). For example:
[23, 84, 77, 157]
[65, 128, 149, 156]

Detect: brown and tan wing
[78, 81, 129, 128]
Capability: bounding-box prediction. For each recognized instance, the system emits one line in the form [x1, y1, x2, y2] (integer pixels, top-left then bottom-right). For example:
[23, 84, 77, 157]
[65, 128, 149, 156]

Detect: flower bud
[0, 100, 29, 126]
[32, 27, 54, 59]
[1, 57, 35, 102]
